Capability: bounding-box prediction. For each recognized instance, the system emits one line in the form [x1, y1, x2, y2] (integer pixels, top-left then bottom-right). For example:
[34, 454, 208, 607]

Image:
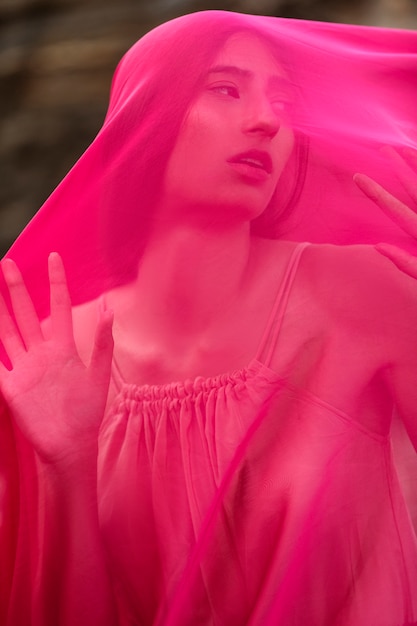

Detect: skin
[354, 146, 417, 278]
[98, 37, 417, 445]
[160, 34, 295, 225]
[0, 254, 115, 626]
[97, 35, 299, 391]
[1, 33, 417, 624]
[0, 35, 300, 624]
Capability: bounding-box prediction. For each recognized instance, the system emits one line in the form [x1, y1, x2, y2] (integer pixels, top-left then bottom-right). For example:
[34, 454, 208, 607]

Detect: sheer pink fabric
[1, 10, 417, 625]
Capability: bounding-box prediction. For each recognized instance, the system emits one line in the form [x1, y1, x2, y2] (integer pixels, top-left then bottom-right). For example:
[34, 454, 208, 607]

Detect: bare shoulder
[300, 242, 417, 341]
[262, 239, 417, 333]
[263, 239, 409, 291]
[303, 242, 417, 299]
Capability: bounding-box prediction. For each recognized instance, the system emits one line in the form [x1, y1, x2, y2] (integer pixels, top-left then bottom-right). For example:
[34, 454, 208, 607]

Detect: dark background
[1, 0, 416, 254]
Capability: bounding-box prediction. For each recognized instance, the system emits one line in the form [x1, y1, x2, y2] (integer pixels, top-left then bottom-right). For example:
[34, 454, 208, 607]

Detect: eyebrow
[208, 65, 252, 78]
[207, 65, 294, 93]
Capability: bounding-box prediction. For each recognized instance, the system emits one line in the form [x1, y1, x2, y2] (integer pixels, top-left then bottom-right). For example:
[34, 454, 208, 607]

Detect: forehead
[212, 33, 287, 79]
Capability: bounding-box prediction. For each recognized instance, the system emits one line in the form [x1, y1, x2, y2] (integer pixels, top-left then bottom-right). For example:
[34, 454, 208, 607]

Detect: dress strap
[111, 355, 126, 391]
[255, 242, 309, 368]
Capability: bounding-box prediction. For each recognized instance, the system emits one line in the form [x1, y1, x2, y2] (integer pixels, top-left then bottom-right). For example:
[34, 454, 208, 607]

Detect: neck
[134, 219, 254, 335]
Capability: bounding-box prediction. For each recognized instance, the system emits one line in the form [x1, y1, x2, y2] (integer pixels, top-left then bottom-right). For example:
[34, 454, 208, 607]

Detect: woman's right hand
[0, 253, 114, 469]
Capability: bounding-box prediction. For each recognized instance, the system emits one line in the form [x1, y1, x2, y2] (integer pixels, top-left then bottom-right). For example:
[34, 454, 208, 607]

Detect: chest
[110, 289, 388, 434]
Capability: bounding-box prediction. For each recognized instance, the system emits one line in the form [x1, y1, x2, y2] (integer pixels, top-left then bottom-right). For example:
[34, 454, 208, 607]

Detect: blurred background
[1, 0, 416, 254]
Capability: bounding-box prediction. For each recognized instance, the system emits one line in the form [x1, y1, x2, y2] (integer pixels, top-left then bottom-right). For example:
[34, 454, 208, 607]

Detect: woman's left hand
[354, 146, 417, 279]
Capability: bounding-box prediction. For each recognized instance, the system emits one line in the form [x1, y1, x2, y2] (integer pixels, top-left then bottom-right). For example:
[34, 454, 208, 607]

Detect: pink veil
[5, 11, 417, 315]
[2, 10, 417, 625]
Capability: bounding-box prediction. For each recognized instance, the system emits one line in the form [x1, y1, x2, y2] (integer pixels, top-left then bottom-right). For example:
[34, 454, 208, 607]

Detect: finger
[89, 309, 114, 387]
[0, 290, 26, 362]
[380, 146, 417, 204]
[375, 243, 417, 280]
[49, 253, 74, 344]
[2, 259, 43, 348]
[354, 173, 417, 239]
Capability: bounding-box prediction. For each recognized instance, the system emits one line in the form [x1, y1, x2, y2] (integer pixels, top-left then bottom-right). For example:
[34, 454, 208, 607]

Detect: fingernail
[105, 309, 114, 322]
[99, 294, 110, 315]
[375, 243, 403, 258]
[353, 173, 371, 184]
[48, 252, 61, 264]
[2, 259, 20, 280]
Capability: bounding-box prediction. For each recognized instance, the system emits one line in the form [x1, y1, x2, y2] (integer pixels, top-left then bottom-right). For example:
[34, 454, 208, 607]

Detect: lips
[227, 149, 273, 174]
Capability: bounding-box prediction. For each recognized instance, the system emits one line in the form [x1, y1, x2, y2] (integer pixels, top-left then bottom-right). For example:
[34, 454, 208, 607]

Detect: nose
[242, 95, 281, 138]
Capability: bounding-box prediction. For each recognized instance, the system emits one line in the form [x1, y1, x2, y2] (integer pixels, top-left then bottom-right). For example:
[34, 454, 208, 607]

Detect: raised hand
[0, 253, 114, 467]
[354, 146, 417, 279]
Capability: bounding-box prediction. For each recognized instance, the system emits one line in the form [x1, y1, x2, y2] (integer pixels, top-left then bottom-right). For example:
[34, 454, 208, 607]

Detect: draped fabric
[1, 10, 417, 625]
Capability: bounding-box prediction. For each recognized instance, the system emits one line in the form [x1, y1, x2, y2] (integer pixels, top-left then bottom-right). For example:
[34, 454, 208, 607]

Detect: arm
[0, 254, 116, 626]
[35, 455, 117, 626]
[379, 265, 417, 452]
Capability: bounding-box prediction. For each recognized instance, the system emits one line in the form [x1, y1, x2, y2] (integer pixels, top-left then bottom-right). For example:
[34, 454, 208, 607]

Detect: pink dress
[98, 244, 417, 625]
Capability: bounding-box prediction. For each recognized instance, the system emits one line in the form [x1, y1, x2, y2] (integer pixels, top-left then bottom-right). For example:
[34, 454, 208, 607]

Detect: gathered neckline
[116, 358, 282, 402]
[111, 358, 387, 442]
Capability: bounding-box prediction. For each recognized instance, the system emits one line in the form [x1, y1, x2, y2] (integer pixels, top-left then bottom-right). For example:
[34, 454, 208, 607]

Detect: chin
[214, 202, 269, 227]
[225, 194, 272, 222]
[168, 189, 272, 228]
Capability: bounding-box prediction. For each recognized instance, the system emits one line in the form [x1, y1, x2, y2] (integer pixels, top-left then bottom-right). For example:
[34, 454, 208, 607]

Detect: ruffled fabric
[99, 357, 417, 625]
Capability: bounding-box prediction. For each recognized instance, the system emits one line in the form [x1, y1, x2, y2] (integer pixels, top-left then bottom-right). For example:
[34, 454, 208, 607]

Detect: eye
[208, 83, 240, 99]
[271, 100, 289, 111]
[270, 96, 294, 115]
[271, 100, 286, 111]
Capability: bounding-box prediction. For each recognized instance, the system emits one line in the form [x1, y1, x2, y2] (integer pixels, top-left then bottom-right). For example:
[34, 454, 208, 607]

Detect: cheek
[185, 106, 225, 155]
[173, 114, 219, 178]
[163, 115, 223, 201]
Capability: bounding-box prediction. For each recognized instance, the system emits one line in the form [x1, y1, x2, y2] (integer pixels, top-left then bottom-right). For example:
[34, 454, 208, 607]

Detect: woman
[1, 10, 417, 626]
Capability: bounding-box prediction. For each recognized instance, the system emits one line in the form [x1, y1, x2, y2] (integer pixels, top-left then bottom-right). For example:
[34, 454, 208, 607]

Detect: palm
[0, 254, 113, 464]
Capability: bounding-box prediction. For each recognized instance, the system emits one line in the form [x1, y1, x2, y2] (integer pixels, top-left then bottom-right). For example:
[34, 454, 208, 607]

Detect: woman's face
[161, 33, 295, 225]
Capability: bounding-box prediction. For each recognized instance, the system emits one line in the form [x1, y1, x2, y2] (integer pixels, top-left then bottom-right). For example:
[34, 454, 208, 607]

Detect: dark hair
[251, 131, 309, 237]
